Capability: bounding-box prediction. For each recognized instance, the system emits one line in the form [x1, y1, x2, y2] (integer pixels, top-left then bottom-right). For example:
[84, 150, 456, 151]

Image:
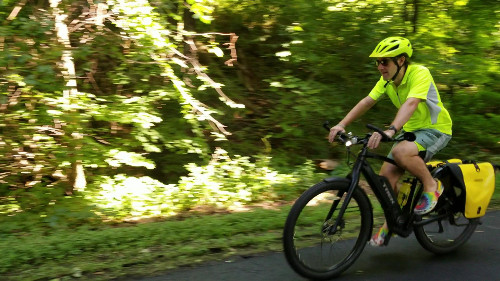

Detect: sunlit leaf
[276, 51, 292, 57]
[209, 47, 224, 57]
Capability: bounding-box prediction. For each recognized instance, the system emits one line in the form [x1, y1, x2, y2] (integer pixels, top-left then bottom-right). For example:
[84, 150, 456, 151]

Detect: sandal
[369, 225, 389, 247]
[414, 179, 444, 215]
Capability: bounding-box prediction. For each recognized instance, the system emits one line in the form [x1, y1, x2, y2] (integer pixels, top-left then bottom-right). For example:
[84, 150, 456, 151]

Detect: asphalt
[134, 210, 500, 281]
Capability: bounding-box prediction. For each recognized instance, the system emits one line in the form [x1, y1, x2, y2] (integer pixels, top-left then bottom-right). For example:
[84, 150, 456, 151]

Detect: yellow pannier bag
[447, 162, 496, 218]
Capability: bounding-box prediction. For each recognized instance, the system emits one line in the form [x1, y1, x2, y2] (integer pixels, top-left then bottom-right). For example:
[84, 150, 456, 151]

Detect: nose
[377, 63, 385, 71]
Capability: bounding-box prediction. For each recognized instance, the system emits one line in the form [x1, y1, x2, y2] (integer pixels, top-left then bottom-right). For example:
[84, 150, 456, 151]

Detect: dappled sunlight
[81, 147, 320, 221]
[0, 0, 497, 248]
[306, 192, 341, 207]
[0, 0, 497, 279]
[106, 150, 156, 169]
[0, 200, 21, 215]
[87, 174, 180, 219]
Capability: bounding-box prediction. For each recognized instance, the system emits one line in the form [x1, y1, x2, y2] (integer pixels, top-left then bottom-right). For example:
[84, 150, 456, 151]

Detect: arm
[328, 96, 376, 143]
[367, 97, 422, 149]
[388, 97, 422, 135]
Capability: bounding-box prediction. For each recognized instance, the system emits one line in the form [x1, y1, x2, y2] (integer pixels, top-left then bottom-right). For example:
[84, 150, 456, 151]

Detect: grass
[0, 204, 294, 281]
[1, 180, 499, 281]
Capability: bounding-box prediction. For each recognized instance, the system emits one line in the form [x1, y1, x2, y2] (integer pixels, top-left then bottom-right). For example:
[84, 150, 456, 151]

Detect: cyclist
[328, 36, 452, 246]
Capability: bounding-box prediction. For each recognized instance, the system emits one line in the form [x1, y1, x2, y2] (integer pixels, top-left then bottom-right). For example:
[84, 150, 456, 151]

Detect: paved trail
[133, 211, 500, 281]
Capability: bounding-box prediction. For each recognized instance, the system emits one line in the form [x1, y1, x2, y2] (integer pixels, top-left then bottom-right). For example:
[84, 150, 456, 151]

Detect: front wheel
[283, 179, 373, 280]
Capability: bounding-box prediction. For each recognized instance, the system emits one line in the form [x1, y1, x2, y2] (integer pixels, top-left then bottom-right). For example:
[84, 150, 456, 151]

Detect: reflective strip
[425, 83, 442, 124]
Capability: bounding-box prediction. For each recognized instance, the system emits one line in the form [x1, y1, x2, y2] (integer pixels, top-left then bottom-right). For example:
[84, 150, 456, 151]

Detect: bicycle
[282, 123, 480, 280]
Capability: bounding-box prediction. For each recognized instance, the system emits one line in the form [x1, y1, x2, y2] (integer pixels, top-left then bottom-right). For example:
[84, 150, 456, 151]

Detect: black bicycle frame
[327, 144, 418, 237]
[361, 151, 410, 235]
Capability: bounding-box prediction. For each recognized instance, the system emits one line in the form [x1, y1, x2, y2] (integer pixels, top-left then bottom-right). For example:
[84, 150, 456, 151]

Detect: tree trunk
[413, 0, 418, 33]
[49, 0, 86, 194]
[183, 0, 196, 56]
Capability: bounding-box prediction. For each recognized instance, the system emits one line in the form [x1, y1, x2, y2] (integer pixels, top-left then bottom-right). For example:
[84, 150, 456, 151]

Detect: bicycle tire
[413, 165, 480, 255]
[414, 205, 479, 255]
[283, 179, 373, 280]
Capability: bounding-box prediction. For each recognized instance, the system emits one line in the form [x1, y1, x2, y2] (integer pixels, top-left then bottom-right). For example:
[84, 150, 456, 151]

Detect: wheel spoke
[414, 207, 478, 254]
[283, 181, 372, 279]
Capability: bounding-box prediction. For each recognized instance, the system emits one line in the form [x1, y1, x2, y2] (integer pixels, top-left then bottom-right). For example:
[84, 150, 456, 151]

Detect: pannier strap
[461, 160, 480, 172]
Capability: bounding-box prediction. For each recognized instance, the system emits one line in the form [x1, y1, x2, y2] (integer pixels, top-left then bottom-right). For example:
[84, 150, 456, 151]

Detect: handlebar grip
[323, 121, 331, 132]
[366, 124, 390, 141]
[323, 121, 348, 144]
[324, 121, 350, 144]
[337, 132, 349, 141]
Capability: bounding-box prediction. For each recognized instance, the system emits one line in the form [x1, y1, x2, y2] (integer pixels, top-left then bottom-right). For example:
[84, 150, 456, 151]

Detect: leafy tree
[209, 0, 499, 162]
[0, 0, 497, 223]
[0, 0, 245, 220]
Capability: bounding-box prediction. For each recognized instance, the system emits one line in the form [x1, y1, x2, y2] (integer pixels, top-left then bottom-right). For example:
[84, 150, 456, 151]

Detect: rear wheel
[414, 205, 479, 254]
[414, 166, 480, 254]
[283, 179, 373, 280]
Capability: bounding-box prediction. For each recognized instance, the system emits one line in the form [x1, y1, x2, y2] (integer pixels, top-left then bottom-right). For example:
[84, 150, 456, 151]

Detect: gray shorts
[388, 129, 452, 162]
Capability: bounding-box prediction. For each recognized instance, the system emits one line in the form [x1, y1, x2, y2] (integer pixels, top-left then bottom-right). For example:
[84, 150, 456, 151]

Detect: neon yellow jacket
[369, 64, 452, 135]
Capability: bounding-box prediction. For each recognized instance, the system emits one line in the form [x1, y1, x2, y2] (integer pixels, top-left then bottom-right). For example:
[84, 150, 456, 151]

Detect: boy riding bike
[328, 36, 453, 246]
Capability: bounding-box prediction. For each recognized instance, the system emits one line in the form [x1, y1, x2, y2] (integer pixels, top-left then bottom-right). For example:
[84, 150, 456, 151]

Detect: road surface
[132, 210, 500, 281]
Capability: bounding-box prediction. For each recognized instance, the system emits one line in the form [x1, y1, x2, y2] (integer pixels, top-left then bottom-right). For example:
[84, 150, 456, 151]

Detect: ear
[398, 56, 406, 66]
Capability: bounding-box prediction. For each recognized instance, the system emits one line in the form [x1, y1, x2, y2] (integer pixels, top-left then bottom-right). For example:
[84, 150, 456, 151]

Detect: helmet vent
[370, 37, 412, 58]
[378, 45, 388, 53]
[387, 45, 399, 52]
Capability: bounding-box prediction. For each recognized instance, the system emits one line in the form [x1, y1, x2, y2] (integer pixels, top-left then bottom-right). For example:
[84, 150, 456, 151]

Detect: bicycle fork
[324, 157, 365, 235]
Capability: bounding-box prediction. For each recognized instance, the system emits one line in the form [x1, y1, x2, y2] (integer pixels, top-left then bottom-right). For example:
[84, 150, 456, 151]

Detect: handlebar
[366, 124, 391, 142]
[324, 121, 416, 146]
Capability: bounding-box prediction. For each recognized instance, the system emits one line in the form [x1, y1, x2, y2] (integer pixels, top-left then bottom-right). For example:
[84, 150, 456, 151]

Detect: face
[376, 56, 406, 81]
[376, 57, 398, 81]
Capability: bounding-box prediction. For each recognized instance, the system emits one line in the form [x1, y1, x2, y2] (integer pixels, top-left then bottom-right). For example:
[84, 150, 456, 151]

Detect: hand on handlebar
[367, 129, 396, 149]
[328, 125, 346, 143]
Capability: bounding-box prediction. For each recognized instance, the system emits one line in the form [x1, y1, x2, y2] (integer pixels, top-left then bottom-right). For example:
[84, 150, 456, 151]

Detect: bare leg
[391, 141, 437, 192]
[380, 161, 405, 192]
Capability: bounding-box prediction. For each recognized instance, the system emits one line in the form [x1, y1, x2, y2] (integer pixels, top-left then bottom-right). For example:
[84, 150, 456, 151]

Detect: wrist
[388, 125, 398, 134]
[337, 123, 346, 128]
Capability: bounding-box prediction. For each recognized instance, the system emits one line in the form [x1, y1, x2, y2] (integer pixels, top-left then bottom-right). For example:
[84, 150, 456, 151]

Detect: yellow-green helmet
[369, 37, 413, 58]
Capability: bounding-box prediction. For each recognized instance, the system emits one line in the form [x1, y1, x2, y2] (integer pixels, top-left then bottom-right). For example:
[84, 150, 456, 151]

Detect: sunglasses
[375, 58, 393, 67]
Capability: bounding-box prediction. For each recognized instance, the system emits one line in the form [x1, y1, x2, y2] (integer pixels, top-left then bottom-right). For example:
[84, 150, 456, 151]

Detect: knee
[391, 146, 405, 162]
[391, 142, 417, 162]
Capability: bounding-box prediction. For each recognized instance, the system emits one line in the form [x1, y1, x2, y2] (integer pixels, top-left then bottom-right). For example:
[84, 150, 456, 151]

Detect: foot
[414, 179, 444, 215]
[369, 225, 389, 247]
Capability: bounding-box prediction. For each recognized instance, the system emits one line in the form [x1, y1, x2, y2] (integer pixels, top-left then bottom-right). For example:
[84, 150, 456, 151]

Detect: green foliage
[83, 149, 322, 221]
[0, 191, 100, 234]
[0, 207, 292, 279]
[211, 0, 499, 163]
[0, 1, 499, 279]
[177, 148, 322, 208]
[1, 195, 498, 280]
[85, 174, 179, 219]
[0, 0, 239, 218]
[0, 0, 498, 243]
